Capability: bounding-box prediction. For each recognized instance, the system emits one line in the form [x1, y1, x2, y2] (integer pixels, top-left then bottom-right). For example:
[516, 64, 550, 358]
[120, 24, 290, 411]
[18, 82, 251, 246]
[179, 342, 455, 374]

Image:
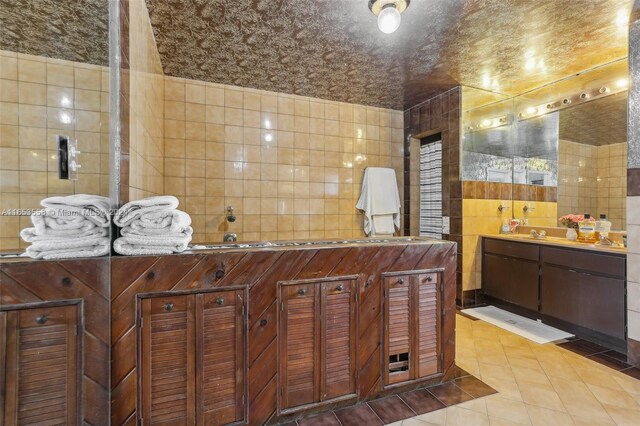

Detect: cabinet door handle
[424, 276, 433, 282]
[397, 278, 404, 285]
[36, 315, 48, 324]
[215, 297, 225, 305]
[298, 288, 307, 295]
[336, 284, 344, 291]
[164, 303, 174, 311]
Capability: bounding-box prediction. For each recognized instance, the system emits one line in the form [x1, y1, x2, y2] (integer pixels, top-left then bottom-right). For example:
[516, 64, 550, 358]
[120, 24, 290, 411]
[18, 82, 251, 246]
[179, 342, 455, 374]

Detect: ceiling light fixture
[369, 0, 410, 34]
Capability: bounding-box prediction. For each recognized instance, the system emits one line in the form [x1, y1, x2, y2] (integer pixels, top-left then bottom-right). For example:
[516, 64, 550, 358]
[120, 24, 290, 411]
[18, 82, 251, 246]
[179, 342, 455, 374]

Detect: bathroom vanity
[110, 237, 457, 425]
[481, 235, 627, 351]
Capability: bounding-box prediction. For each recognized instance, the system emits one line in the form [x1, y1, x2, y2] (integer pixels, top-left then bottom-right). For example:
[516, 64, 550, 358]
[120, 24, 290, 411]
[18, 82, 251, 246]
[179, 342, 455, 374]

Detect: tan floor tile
[539, 360, 581, 381]
[574, 366, 626, 392]
[570, 414, 616, 426]
[485, 395, 531, 425]
[601, 403, 640, 426]
[414, 408, 447, 425]
[613, 372, 640, 395]
[525, 405, 574, 426]
[489, 417, 531, 426]
[587, 383, 640, 410]
[519, 383, 566, 412]
[402, 419, 434, 426]
[456, 397, 488, 414]
[445, 406, 490, 426]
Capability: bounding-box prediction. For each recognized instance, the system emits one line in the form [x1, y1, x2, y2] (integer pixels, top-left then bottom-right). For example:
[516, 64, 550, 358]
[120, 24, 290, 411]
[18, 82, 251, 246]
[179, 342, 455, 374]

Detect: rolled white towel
[25, 236, 110, 260]
[31, 209, 98, 235]
[113, 226, 193, 255]
[127, 209, 191, 234]
[114, 196, 180, 227]
[20, 226, 108, 243]
[120, 225, 192, 239]
[40, 194, 111, 227]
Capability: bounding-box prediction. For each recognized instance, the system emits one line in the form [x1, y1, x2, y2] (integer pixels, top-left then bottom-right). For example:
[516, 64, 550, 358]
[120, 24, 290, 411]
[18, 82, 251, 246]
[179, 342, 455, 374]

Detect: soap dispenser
[578, 214, 597, 243]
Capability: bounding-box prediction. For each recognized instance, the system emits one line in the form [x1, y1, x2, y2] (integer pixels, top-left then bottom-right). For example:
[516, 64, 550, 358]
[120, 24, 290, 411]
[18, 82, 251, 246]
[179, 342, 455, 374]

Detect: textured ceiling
[146, 0, 632, 110]
[0, 0, 109, 66]
[559, 92, 628, 146]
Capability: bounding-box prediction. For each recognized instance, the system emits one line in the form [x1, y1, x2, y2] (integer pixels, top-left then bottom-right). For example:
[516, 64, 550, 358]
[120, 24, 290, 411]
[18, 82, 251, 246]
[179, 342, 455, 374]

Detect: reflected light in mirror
[61, 96, 71, 107]
[616, 78, 628, 88]
[264, 132, 273, 142]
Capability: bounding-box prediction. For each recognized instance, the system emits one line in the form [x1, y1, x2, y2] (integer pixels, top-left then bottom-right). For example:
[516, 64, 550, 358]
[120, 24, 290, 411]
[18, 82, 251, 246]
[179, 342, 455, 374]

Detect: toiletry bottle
[501, 219, 510, 234]
[578, 214, 597, 243]
[597, 214, 611, 238]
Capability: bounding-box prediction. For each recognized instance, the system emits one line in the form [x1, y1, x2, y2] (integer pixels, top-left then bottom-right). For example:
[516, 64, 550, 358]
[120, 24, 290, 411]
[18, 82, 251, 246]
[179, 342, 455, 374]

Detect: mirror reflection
[0, 1, 111, 253]
[461, 61, 628, 231]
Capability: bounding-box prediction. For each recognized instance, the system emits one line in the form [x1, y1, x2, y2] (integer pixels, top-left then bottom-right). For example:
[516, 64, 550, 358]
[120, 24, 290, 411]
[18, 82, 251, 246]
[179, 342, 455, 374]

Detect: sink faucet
[224, 206, 237, 242]
[597, 235, 616, 246]
[224, 233, 237, 242]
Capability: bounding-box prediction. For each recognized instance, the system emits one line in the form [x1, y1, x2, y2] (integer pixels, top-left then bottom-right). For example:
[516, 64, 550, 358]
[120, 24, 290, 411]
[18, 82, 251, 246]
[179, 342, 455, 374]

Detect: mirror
[556, 92, 628, 230]
[0, 1, 111, 252]
[461, 60, 628, 231]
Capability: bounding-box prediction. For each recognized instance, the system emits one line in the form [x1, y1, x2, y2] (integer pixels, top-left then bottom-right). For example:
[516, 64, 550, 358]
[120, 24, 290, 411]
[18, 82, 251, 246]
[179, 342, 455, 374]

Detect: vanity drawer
[483, 238, 539, 262]
[541, 247, 626, 278]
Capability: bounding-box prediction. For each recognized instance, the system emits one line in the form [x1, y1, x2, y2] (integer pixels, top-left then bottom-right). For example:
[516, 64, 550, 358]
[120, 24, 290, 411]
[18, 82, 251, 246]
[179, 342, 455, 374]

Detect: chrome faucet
[224, 206, 237, 242]
[597, 235, 616, 246]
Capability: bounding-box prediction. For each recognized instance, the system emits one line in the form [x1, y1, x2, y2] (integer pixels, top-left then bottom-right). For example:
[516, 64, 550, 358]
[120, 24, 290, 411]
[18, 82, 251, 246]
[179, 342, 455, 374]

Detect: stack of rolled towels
[113, 196, 192, 255]
[20, 194, 111, 260]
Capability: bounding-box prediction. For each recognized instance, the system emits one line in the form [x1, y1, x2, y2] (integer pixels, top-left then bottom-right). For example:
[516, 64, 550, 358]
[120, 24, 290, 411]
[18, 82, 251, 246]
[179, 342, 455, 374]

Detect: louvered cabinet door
[321, 280, 357, 401]
[140, 295, 195, 425]
[196, 291, 244, 425]
[2, 304, 79, 426]
[414, 273, 440, 378]
[279, 283, 319, 410]
[384, 275, 412, 385]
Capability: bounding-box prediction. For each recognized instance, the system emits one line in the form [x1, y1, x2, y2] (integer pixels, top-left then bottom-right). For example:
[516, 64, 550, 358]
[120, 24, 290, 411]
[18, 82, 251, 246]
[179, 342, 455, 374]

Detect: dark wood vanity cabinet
[383, 271, 441, 386]
[540, 248, 626, 341]
[1, 304, 80, 426]
[278, 278, 357, 413]
[482, 237, 627, 349]
[139, 290, 245, 426]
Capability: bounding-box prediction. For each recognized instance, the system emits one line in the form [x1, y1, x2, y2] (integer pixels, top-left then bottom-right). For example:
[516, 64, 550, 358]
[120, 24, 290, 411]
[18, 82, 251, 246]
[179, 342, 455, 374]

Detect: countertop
[0, 236, 455, 264]
[482, 233, 627, 255]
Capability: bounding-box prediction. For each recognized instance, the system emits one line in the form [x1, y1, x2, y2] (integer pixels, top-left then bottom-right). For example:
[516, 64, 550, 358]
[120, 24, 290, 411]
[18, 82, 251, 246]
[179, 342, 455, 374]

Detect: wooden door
[2, 304, 79, 426]
[384, 274, 412, 385]
[279, 282, 319, 410]
[415, 273, 440, 378]
[140, 295, 196, 425]
[196, 290, 244, 425]
[320, 280, 357, 401]
[482, 254, 513, 303]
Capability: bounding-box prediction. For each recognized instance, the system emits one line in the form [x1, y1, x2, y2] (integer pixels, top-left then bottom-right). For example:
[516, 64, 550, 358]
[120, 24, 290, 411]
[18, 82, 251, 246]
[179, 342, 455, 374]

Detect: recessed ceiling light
[369, 0, 410, 34]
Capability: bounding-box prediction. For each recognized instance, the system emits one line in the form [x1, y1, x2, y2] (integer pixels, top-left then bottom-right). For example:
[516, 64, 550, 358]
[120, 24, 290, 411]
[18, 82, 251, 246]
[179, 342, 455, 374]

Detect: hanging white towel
[371, 215, 396, 235]
[356, 167, 401, 236]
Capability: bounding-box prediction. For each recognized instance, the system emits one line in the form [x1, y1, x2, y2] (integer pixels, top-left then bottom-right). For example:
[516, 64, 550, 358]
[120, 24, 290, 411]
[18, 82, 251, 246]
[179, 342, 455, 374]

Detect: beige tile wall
[461, 199, 511, 291]
[127, 0, 164, 200]
[596, 142, 627, 230]
[558, 139, 627, 229]
[0, 50, 109, 251]
[160, 76, 405, 243]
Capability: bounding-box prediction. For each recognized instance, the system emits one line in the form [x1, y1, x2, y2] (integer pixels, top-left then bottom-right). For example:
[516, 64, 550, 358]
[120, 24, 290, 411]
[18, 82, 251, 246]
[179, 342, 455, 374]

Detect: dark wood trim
[628, 168, 640, 196]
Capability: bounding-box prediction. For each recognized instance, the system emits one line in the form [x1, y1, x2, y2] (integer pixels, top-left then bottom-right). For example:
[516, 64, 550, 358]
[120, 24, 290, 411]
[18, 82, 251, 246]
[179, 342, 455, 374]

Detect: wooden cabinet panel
[2, 304, 79, 426]
[484, 239, 539, 262]
[385, 275, 411, 385]
[140, 290, 245, 426]
[541, 247, 625, 278]
[541, 266, 625, 339]
[141, 295, 195, 426]
[197, 291, 244, 425]
[279, 278, 357, 412]
[321, 280, 356, 401]
[383, 271, 442, 386]
[416, 274, 439, 378]
[483, 254, 539, 311]
[280, 283, 318, 410]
